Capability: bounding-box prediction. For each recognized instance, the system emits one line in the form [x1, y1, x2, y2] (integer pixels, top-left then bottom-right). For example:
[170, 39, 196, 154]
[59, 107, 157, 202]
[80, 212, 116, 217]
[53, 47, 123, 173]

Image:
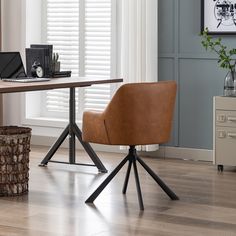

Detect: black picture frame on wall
[201, 0, 236, 35]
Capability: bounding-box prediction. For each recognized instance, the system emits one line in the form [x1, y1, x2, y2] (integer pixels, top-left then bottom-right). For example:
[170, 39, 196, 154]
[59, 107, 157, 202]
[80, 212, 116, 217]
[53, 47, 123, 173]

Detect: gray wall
[159, 0, 236, 149]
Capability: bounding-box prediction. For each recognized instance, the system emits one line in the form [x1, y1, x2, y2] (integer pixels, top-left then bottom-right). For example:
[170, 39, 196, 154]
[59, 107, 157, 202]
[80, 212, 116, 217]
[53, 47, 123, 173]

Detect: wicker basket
[0, 126, 32, 196]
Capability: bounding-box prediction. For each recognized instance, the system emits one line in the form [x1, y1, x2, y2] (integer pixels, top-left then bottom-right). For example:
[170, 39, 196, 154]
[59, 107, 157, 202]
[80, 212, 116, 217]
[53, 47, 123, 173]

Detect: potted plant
[200, 28, 236, 96]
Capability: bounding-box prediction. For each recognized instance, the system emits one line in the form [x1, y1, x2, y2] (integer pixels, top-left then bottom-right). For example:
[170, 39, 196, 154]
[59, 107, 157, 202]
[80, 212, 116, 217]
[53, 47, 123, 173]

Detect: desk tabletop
[0, 77, 123, 94]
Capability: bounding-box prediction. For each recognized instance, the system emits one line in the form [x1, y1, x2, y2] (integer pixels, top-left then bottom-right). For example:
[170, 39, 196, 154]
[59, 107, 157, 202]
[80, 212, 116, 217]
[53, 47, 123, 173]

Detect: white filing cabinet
[214, 96, 236, 171]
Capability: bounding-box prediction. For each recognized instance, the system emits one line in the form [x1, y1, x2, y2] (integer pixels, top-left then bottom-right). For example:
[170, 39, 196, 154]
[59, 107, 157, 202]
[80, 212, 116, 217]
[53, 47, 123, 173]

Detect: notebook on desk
[0, 52, 50, 83]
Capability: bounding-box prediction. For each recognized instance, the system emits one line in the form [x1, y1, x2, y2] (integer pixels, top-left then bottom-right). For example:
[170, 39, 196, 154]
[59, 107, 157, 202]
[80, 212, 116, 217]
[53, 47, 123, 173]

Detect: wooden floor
[1, 146, 236, 235]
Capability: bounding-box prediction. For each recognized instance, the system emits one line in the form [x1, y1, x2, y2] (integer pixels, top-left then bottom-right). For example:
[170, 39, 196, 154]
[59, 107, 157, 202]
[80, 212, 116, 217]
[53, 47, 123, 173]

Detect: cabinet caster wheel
[217, 165, 224, 172]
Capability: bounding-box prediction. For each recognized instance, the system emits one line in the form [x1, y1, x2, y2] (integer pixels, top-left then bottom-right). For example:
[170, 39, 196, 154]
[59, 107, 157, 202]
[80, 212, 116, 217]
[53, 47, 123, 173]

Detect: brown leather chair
[83, 81, 178, 210]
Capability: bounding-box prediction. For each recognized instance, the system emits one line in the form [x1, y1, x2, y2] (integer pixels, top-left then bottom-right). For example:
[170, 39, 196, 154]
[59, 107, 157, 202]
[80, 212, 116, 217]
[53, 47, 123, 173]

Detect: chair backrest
[103, 81, 177, 145]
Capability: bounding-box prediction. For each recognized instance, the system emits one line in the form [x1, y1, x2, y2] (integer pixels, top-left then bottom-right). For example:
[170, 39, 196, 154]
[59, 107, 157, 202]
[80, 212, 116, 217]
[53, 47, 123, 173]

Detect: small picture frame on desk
[201, 0, 236, 35]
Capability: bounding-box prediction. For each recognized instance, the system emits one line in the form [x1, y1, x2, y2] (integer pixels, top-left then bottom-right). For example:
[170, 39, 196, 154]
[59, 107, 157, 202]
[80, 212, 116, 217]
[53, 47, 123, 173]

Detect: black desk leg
[39, 87, 107, 173]
[73, 124, 107, 173]
[39, 125, 69, 166]
[69, 87, 76, 164]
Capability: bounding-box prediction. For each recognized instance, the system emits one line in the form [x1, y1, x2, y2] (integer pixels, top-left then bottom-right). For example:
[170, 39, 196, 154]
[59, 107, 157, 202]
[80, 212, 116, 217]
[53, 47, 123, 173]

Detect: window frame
[22, 0, 118, 128]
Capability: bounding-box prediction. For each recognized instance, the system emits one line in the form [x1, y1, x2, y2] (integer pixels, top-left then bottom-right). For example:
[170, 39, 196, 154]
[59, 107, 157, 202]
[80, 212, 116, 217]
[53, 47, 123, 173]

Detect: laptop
[0, 52, 50, 82]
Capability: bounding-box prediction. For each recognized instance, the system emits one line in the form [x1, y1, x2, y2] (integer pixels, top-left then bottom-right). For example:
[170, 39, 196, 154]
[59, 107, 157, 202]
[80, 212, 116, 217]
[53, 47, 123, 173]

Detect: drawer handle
[217, 115, 226, 122]
[227, 117, 236, 122]
[228, 133, 236, 138]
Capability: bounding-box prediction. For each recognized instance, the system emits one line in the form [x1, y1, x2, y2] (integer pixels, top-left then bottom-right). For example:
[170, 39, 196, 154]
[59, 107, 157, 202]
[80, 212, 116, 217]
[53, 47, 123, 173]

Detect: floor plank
[0, 146, 236, 235]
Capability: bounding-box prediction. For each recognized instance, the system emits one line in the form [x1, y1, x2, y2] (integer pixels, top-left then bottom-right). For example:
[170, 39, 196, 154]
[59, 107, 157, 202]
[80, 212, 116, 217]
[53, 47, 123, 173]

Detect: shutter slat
[84, 0, 111, 111]
[45, 0, 112, 114]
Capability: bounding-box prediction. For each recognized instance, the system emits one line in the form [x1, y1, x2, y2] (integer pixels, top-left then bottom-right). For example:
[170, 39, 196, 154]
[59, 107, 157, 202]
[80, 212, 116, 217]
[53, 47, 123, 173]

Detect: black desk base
[39, 87, 107, 173]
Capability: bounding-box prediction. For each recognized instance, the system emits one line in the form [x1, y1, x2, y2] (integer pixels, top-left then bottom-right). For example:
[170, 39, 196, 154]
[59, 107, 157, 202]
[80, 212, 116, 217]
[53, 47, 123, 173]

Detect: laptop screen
[0, 52, 26, 78]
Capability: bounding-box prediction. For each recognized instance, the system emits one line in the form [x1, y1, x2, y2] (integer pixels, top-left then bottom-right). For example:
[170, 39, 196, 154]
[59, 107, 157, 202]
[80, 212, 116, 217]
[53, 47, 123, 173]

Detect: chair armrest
[82, 111, 110, 144]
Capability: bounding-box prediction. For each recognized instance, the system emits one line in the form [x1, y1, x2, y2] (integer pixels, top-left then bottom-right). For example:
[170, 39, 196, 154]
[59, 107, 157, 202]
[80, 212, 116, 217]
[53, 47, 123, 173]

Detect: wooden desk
[0, 77, 123, 173]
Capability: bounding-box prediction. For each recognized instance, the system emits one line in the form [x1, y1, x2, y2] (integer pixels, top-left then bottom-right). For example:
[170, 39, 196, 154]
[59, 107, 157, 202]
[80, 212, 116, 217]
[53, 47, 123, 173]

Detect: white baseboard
[31, 135, 213, 162]
[31, 135, 126, 154]
[153, 146, 213, 162]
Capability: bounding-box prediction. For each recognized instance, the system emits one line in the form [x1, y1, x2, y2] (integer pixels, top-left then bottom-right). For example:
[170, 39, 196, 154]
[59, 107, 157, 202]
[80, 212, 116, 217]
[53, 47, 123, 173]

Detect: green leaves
[200, 28, 236, 71]
[229, 49, 236, 55]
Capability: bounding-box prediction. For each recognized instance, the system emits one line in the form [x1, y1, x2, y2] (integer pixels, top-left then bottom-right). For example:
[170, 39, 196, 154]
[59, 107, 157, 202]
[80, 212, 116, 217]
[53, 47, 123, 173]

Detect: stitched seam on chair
[104, 120, 112, 144]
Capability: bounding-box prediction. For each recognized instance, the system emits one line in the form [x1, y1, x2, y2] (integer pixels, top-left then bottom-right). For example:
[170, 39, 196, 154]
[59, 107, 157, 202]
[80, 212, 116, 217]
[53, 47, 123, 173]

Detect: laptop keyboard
[2, 77, 50, 83]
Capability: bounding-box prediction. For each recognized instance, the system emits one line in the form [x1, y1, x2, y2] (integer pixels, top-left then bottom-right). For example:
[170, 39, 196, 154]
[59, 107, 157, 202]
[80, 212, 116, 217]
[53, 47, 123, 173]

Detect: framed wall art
[201, 0, 236, 34]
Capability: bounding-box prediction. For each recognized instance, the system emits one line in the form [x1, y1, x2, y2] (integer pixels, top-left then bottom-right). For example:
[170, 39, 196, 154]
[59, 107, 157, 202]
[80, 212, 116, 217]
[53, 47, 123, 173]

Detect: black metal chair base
[85, 146, 179, 210]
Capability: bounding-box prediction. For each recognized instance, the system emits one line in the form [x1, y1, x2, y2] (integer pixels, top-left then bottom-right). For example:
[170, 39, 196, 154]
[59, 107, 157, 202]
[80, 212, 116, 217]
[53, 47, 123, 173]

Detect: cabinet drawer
[216, 110, 236, 127]
[214, 96, 236, 110]
[215, 126, 236, 166]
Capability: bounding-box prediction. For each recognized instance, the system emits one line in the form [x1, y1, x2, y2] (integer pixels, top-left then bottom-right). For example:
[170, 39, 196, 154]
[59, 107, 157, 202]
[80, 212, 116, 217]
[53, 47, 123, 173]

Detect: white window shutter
[46, 0, 79, 76]
[83, 0, 112, 112]
[43, 0, 114, 118]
